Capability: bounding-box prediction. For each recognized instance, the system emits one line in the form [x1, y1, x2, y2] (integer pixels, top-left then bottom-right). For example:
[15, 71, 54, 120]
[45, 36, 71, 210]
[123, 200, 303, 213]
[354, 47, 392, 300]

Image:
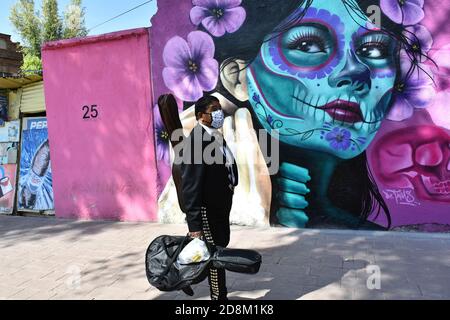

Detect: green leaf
[285, 128, 301, 135]
[21, 53, 42, 74]
[301, 130, 315, 141]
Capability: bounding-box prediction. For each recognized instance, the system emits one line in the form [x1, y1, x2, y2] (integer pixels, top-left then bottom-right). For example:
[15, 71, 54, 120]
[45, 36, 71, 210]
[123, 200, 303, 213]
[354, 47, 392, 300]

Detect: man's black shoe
[181, 286, 194, 296]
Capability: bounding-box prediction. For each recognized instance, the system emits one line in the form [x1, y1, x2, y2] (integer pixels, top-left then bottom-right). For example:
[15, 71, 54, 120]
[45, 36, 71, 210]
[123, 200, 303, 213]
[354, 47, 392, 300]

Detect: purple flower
[190, 0, 246, 37]
[252, 93, 261, 104]
[387, 51, 435, 121]
[405, 24, 433, 58]
[431, 44, 450, 91]
[163, 31, 219, 102]
[326, 128, 352, 151]
[380, 0, 424, 25]
[154, 106, 170, 165]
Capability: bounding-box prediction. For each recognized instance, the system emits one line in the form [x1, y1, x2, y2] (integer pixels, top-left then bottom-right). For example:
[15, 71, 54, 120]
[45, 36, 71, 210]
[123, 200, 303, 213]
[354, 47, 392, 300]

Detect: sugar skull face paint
[247, 0, 398, 159]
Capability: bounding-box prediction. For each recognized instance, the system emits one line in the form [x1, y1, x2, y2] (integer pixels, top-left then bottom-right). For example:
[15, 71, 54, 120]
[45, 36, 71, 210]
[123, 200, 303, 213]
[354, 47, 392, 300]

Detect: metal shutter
[20, 81, 45, 113]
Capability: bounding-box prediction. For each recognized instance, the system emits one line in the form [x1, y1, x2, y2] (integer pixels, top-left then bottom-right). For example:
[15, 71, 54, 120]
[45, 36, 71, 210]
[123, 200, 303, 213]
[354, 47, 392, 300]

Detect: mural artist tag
[82, 105, 99, 120]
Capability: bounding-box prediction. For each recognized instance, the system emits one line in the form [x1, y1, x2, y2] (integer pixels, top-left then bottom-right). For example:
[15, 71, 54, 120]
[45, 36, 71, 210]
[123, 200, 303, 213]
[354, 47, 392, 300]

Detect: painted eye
[357, 42, 389, 59]
[288, 36, 326, 54]
[297, 39, 324, 53]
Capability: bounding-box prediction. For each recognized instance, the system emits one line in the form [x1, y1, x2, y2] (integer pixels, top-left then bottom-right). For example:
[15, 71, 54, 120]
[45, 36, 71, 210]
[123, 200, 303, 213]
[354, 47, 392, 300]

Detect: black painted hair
[194, 95, 220, 119]
[193, 0, 434, 229]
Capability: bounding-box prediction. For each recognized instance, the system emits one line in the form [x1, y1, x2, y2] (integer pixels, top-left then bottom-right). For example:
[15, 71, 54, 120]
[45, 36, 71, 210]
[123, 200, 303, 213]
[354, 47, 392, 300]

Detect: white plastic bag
[176, 238, 211, 265]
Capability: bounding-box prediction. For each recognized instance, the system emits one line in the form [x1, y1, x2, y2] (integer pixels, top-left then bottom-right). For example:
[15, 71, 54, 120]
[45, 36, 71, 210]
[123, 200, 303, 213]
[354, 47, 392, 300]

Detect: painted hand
[275, 162, 311, 228]
[223, 108, 272, 226]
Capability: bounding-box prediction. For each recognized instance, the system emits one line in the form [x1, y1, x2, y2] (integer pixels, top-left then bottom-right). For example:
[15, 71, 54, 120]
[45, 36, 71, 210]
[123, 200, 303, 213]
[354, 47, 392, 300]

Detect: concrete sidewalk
[0, 215, 449, 300]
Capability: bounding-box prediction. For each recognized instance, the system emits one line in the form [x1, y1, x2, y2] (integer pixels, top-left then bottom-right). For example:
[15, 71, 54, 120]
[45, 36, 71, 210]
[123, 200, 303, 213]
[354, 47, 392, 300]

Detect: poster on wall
[18, 117, 54, 211]
[0, 120, 20, 142]
[0, 142, 18, 164]
[0, 164, 17, 214]
[152, 0, 450, 232]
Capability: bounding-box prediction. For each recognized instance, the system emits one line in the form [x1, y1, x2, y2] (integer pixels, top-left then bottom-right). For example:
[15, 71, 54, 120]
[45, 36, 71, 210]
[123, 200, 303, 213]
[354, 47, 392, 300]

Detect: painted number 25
[82, 105, 99, 119]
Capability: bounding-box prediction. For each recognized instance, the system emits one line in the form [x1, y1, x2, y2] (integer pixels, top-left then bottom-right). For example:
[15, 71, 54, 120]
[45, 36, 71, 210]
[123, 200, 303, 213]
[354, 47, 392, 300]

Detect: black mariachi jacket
[180, 124, 239, 232]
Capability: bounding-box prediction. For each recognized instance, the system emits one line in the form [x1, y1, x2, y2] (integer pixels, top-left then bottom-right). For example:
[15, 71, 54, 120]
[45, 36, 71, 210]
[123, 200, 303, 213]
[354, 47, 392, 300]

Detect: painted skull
[247, 0, 398, 159]
[372, 125, 450, 203]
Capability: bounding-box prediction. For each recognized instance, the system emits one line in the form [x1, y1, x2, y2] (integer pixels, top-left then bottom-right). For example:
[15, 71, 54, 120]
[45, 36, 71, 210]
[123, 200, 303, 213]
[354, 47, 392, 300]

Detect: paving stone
[0, 285, 25, 299]
[1, 215, 450, 300]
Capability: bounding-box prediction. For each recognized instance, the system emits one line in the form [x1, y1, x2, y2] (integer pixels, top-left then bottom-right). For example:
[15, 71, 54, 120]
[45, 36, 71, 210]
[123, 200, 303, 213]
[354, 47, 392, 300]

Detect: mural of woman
[157, 0, 434, 230]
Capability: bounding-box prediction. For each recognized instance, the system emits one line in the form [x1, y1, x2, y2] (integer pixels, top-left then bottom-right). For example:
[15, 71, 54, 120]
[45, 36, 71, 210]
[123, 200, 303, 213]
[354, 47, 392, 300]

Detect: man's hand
[188, 231, 204, 239]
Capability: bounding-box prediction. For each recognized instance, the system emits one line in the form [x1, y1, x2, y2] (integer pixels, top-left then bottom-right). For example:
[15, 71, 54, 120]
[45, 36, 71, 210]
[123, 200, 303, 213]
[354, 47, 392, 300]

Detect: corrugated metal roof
[20, 81, 46, 113]
[0, 74, 43, 89]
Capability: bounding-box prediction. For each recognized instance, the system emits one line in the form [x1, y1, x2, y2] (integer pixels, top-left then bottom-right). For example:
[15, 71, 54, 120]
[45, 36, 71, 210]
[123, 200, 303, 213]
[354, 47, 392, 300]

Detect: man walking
[180, 95, 238, 300]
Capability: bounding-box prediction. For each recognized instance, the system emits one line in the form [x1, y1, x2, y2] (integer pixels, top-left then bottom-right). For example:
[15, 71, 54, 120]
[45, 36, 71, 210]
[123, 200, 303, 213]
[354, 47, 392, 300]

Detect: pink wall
[42, 28, 158, 222]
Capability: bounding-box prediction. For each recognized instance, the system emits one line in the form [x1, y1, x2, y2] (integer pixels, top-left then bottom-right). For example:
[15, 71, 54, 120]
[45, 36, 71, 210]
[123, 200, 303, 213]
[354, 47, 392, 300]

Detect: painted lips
[319, 100, 364, 124]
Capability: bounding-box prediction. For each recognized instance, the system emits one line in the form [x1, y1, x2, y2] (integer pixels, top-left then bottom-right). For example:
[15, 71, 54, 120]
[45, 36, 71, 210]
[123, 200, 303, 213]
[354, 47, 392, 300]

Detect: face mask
[208, 110, 225, 129]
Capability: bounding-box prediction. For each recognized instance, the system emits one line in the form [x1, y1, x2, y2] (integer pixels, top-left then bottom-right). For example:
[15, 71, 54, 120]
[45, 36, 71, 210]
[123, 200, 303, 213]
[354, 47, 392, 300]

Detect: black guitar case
[145, 235, 262, 293]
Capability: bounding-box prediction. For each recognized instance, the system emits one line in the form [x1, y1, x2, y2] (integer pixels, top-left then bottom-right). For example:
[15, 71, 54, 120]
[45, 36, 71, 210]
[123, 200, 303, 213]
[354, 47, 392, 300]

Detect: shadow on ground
[1, 216, 449, 300]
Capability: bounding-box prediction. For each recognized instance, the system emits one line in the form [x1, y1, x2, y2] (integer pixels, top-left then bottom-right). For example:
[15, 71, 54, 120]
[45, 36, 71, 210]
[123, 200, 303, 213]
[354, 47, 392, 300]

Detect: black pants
[201, 206, 230, 300]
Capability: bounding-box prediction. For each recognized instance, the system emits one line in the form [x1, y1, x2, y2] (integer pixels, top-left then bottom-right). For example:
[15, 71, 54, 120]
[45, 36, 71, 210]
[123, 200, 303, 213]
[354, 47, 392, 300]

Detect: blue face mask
[247, 0, 398, 160]
[208, 109, 225, 129]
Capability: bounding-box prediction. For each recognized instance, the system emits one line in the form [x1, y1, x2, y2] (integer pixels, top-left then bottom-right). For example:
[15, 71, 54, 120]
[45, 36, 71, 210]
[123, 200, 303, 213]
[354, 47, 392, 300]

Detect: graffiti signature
[383, 189, 420, 207]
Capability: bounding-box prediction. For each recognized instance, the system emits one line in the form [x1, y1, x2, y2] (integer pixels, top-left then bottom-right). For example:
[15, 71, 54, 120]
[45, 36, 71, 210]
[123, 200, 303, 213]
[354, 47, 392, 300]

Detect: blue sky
[0, 0, 158, 43]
